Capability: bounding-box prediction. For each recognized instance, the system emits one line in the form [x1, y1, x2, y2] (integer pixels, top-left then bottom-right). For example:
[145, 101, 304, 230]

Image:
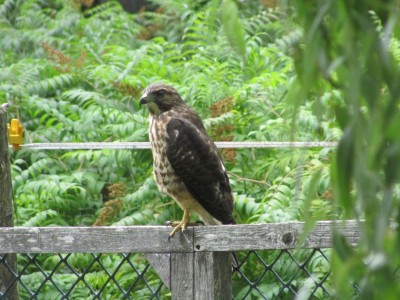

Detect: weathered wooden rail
[0, 105, 352, 299]
[0, 221, 361, 299]
[0, 221, 361, 254]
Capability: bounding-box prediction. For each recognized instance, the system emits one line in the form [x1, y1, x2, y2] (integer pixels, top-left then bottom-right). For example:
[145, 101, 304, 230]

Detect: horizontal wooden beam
[193, 220, 361, 251]
[0, 226, 193, 253]
[0, 221, 362, 254]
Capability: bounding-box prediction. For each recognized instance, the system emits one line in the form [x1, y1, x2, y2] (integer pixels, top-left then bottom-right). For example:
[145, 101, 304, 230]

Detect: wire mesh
[232, 249, 333, 300]
[0, 253, 169, 300]
[1, 249, 346, 299]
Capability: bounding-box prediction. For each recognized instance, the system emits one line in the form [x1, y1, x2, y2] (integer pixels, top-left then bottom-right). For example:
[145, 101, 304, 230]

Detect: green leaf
[221, 0, 247, 63]
[333, 125, 354, 216]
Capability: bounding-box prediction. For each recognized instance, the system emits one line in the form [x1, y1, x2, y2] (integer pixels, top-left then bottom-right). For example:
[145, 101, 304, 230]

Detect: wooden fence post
[171, 252, 194, 299]
[194, 252, 232, 300]
[0, 104, 19, 300]
[170, 251, 232, 300]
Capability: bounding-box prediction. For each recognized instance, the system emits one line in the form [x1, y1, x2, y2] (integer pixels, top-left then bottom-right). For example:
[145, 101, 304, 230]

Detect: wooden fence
[0, 222, 361, 299]
[0, 105, 357, 299]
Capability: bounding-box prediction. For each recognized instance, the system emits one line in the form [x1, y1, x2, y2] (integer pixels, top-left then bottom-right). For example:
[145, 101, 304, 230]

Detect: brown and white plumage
[140, 83, 235, 237]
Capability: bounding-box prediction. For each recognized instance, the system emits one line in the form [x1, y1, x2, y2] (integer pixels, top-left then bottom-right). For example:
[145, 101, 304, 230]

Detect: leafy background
[1, 0, 399, 299]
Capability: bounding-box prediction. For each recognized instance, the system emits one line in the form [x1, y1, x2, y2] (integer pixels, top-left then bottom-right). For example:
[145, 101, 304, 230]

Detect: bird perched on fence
[140, 83, 235, 238]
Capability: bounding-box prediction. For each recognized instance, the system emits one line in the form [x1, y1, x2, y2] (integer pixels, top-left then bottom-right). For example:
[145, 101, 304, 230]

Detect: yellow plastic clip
[7, 119, 23, 150]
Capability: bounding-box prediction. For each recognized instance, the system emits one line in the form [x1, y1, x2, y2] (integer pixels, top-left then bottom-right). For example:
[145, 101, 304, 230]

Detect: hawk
[140, 83, 235, 238]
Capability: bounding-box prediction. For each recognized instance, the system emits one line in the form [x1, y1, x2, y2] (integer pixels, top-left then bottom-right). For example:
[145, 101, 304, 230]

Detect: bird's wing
[166, 118, 235, 224]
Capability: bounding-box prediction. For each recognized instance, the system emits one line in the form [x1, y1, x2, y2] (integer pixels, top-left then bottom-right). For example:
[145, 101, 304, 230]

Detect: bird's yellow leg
[168, 209, 191, 238]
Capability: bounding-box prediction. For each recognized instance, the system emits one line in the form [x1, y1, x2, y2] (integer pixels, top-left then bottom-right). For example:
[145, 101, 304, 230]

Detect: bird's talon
[168, 231, 175, 242]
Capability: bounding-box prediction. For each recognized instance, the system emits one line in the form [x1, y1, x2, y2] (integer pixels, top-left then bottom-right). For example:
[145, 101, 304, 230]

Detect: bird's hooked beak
[139, 96, 148, 105]
[139, 92, 152, 105]
[140, 92, 160, 115]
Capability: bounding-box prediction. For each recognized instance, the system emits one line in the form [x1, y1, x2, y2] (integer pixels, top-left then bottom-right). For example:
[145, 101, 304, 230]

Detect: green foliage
[233, 249, 332, 300]
[221, 0, 246, 61]
[17, 253, 168, 299]
[0, 0, 360, 297]
[292, 0, 400, 298]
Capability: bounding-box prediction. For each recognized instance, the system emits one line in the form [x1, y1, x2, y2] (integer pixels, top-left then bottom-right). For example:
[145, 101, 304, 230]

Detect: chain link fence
[1, 253, 168, 299]
[233, 249, 333, 299]
[0, 248, 347, 299]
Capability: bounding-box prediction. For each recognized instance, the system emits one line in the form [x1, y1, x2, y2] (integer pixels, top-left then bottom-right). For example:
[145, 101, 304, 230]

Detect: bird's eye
[155, 90, 165, 97]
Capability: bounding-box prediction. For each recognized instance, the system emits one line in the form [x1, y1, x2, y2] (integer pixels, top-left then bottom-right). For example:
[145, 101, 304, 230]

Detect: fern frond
[62, 89, 104, 107]
[22, 209, 60, 226]
[12, 157, 57, 189]
[112, 208, 154, 226]
[0, 0, 20, 26]
[234, 194, 261, 223]
[27, 74, 76, 96]
[123, 177, 157, 209]
[203, 112, 234, 130]
[274, 29, 302, 54]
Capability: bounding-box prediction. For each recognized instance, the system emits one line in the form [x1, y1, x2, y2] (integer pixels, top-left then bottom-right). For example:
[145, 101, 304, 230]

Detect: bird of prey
[140, 83, 235, 238]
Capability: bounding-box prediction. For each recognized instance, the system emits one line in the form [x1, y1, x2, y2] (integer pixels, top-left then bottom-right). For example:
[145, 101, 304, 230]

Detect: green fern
[2, 0, 351, 297]
[21, 209, 60, 226]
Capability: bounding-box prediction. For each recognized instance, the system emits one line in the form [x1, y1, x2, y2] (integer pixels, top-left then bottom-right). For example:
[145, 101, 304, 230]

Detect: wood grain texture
[0, 221, 364, 253]
[0, 226, 193, 253]
[143, 253, 171, 289]
[194, 252, 231, 300]
[171, 253, 193, 300]
[0, 106, 19, 300]
[193, 220, 361, 251]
